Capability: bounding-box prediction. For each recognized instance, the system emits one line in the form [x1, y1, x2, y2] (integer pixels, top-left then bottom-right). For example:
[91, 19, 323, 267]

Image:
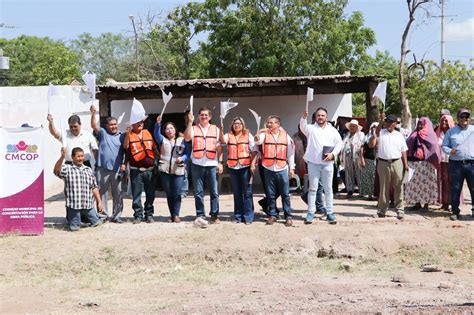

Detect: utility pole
[440, 0, 445, 67]
[129, 15, 140, 80]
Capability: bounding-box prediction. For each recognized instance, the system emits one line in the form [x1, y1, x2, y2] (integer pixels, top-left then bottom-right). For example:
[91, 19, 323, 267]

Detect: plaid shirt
[57, 164, 98, 210]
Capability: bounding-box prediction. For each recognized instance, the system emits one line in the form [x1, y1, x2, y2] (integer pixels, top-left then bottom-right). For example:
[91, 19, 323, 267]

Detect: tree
[0, 36, 80, 86]
[406, 60, 473, 121]
[69, 33, 137, 84]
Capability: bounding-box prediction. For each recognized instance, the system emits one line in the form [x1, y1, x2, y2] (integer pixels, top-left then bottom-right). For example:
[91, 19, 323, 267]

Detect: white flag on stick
[220, 100, 238, 120]
[160, 89, 173, 117]
[372, 81, 387, 110]
[82, 71, 97, 100]
[48, 82, 63, 114]
[306, 87, 314, 112]
[248, 108, 261, 133]
[189, 95, 194, 114]
[59, 119, 67, 148]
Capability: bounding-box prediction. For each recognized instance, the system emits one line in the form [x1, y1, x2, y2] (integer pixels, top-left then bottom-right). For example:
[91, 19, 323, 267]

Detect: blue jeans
[96, 166, 123, 220]
[316, 181, 327, 213]
[130, 169, 155, 219]
[449, 160, 474, 215]
[180, 159, 191, 197]
[191, 163, 219, 217]
[229, 167, 254, 223]
[160, 172, 184, 217]
[307, 162, 334, 215]
[66, 207, 100, 230]
[263, 168, 292, 219]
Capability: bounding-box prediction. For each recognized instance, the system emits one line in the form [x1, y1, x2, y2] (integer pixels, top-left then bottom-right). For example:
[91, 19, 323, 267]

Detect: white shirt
[438, 131, 449, 163]
[223, 132, 257, 170]
[190, 124, 221, 167]
[377, 129, 408, 160]
[256, 130, 295, 172]
[59, 130, 98, 162]
[299, 118, 342, 165]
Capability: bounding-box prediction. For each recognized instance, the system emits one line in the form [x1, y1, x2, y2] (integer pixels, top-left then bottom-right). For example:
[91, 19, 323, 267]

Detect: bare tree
[399, 0, 431, 128]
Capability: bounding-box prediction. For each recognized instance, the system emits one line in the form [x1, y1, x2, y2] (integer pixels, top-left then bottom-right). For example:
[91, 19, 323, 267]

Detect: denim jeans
[229, 167, 254, 223]
[307, 162, 334, 215]
[96, 166, 123, 220]
[160, 172, 185, 217]
[316, 180, 327, 213]
[180, 159, 191, 197]
[191, 163, 219, 217]
[130, 169, 155, 219]
[449, 160, 474, 215]
[66, 207, 100, 230]
[263, 168, 292, 219]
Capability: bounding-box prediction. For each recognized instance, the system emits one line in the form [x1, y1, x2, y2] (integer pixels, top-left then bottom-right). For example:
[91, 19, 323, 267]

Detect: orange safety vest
[227, 131, 251, 168]
[129, 130, 155, 162]
[262, 130, 288, 168]
[193, 125, 217, 160]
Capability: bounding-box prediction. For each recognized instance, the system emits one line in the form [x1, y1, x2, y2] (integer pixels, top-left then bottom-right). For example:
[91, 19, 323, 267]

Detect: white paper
[189, 95, 194, 114]
[220, 100, 238, 119]
[130, 98, 147, 125]
[160, 89, 173, 117]
[306, 87, 314, 102]
[456, 131, 474, 157]
[117, 112, 125, 124]
[248, 108, 261, 132]
[82, 72, 97, 100]
[372, 81, 387, 107]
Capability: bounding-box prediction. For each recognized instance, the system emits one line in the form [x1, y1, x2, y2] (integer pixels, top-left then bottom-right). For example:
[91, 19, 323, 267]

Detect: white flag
[372, 81, 387, 105]
[59, 119, 67, 148]
[189, 95, 194, 114]
[48, 82, 63, 114]
[306, 87, 314, 102]
[220, 100, 238, 119]
[160, 89, 173, 117]
[248, 108, 261, 132]
[82, 71, 97, 100]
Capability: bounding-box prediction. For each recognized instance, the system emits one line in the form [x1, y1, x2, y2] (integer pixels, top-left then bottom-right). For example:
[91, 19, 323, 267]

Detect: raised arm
[90, 105, 100, 135]
[153, 115, 164, 145]
[53, 147, 66, 176]
[184, 111, 194, 141]
[299, 111, 310, 136]
[47, 114, 61, 139]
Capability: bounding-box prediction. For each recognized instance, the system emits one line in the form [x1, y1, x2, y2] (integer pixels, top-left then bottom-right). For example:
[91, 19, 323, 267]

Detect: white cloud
[445, 17, 474, 41]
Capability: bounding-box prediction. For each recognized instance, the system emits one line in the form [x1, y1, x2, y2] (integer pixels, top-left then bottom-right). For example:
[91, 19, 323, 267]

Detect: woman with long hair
[220, 117, 258, 224]
[436, 114, 455, 210]
[154, 115, 191, 223]
[404, 117, 441, 211]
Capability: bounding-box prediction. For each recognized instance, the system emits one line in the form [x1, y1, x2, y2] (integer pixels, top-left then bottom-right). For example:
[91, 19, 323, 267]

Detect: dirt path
[1, 192, 473, 313]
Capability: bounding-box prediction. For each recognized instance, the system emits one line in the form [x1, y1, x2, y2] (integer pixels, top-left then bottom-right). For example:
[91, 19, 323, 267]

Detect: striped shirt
[57, 164, 98, 210]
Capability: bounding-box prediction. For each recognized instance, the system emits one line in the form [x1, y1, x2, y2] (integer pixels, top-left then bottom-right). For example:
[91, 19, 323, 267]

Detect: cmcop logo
[5, 141, 39, 161]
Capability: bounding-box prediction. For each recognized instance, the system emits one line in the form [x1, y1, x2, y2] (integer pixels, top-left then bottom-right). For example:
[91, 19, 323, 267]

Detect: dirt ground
[1, 187, 473, 314]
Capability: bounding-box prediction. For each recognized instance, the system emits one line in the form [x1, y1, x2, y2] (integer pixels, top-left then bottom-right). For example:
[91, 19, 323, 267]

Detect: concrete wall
[0, 85, 98, 198]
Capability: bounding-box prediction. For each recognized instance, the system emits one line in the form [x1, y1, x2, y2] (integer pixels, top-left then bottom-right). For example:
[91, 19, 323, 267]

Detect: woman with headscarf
[359, 122, 378, 200]
[436, 114, 455, 210]
[404, 117, 441, 210]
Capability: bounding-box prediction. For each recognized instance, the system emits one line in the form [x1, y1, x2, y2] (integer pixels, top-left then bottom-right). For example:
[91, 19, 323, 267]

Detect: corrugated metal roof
[101, 75, 380, 91]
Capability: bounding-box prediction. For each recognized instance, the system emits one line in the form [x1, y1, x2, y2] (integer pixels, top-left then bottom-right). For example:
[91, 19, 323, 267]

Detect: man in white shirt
[184, 107, 224, 224]
[255, 115, 295, 226]
[372, 114, 409, 219]
[300, 108, 342, 224]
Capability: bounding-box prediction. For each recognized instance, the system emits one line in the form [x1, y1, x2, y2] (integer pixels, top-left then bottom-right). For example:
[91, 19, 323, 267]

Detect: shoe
[91, 219, 103, 227]
[347, 191, 353, 197]
[421, 204, 429, 212]
[66, 226, 80, 232]
[326, 213, 337, 224]
[174, 216, 181, 223]
[145, 216, 154, 224]
[210, 215, 221, 224]
[194, 217, 208, 228]
[285, 218, 293, 227]
[397, 212, 405, 220]
[111, 218, 124, 224]
[245, 222, 252, 225]
[133, 218, 143, 224]
[377, 211, 386, 218]
[266, 216, 277, 225]
[304, 212, 314, 224]
[449, 214, 459, 221]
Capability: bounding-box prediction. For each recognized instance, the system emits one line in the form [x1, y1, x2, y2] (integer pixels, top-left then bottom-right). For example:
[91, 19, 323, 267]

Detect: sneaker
[285, 218, 293, 227]
[377, 210, 386, 218]
[194, 217, 208, 228]
[304, 212, 314, 224]
[111, 218, 124, 224]
[133, 218, 143, 224]
[66, 226, 80, 232]
[266, 216, 277, 225]
[326, 213, 337, 225]
[397, 211, 405, 220]
[210, 215, 221, 224]
[91, 219, 103, 227]
[449, 214, 459, 221]
[145, 216, 154, 224]
[244, 222, 252, 225]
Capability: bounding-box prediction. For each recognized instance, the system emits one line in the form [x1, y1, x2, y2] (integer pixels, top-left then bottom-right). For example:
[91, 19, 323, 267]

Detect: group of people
[49, 102, 473, 231]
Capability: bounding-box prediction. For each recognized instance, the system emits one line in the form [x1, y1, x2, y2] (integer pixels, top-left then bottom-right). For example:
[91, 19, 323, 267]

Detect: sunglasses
[459, 114, 470, 119]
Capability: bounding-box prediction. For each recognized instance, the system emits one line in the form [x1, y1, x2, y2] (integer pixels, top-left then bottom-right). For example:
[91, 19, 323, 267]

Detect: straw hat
[345, 119, 363, 131]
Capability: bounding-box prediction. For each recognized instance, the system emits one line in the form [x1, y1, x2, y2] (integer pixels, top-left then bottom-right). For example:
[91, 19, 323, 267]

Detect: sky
[1, 0, 473, 66]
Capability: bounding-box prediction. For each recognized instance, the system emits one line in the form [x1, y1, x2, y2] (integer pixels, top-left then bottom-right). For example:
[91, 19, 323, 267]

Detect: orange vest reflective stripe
[129, 130, 155, 162]
[262, 130, 288, 168]
[227, 131, 251, 168]
[192, 125, 217, 160]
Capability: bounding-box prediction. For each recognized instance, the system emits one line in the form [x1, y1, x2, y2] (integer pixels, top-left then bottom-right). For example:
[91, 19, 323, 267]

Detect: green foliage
[406, 60, 474, 121]
[0, 36, 80, 86]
